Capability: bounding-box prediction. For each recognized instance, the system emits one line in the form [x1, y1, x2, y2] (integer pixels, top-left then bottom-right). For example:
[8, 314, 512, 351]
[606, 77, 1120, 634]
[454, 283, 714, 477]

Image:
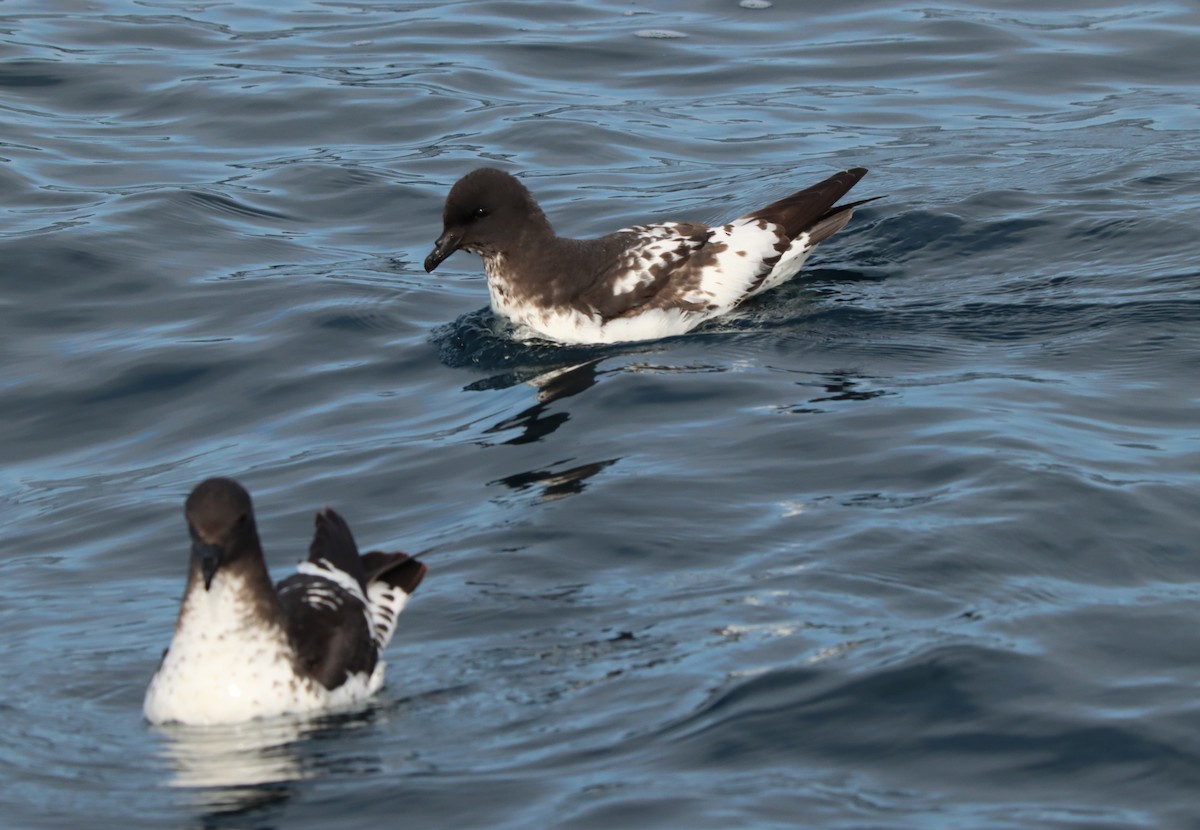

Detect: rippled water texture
[2, 1, 1199, 828]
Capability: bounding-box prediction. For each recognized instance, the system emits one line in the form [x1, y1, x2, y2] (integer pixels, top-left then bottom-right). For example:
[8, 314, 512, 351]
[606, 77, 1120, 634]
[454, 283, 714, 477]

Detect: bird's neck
[182, 555, 281, 629]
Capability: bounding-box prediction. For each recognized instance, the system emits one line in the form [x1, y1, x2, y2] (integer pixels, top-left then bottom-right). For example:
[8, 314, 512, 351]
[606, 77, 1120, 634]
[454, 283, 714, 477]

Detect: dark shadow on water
[490, 457, 620, 501]
[433, 307, 668, 446]
[479, 359, 605, 446]
[431, 293, 895, 447]
[775, 371, 894, 414]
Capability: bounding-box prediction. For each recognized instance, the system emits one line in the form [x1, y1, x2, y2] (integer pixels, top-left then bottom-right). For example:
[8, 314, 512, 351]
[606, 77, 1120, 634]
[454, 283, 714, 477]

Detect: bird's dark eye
[473, 207, 489, 218]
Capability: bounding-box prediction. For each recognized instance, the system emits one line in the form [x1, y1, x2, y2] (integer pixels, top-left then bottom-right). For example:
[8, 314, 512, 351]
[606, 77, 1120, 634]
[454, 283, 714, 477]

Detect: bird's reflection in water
[474, 358, 604, 446]
[490, 458, 619, 501]
[154, 717, 307, 824]
[473, 359, 743, 497]
[438, 307, 676, 446]
[809, 372, 889, 403]
[464, 358, 623, 497]
[154, 710, 379, 827]
[778, 371, 891, 414]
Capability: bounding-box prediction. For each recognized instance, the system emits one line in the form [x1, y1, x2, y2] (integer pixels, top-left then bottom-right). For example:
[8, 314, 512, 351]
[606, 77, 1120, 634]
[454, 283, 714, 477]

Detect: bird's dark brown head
[423, 168, 551, 272]
[184, 477, 261, 590]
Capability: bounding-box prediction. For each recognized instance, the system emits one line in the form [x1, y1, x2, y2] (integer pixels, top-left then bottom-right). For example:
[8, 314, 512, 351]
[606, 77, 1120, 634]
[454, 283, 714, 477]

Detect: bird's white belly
[493, 294, 703, 345]
[144, 574, 379, 726]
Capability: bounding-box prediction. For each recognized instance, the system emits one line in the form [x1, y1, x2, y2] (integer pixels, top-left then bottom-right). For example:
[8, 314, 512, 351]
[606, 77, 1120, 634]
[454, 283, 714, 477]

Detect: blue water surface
[2, 1, 1198, 828]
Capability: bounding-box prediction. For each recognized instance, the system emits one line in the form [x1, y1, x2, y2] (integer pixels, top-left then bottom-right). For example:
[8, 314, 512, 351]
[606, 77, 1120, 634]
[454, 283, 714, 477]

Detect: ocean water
[2, 0, 1198, 827]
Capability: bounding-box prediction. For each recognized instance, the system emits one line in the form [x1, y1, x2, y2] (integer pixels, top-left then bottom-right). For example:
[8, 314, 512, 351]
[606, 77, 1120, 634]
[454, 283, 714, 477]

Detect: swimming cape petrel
[424, 167, 876, 344]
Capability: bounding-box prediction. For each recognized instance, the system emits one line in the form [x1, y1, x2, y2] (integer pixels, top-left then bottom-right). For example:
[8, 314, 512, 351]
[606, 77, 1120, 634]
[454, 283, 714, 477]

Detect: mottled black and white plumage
[424, 167, 876, 344]
[144, 477, 426, 726]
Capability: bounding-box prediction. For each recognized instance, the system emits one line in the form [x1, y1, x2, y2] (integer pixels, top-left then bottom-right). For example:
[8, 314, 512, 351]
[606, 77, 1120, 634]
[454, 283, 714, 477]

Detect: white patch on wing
[684, 219, 785, 308]
[619, 222, 686, 241]
[296, 559, 373, 631]
[615, 218, 810, 311]
[757, 230, 814, 295]
[296, 560, 367, 605]
[366, 581, 413, 650]
[607, 223, 704, 297]
[609, 269, 653, 296]
[298, 584, 343, 613]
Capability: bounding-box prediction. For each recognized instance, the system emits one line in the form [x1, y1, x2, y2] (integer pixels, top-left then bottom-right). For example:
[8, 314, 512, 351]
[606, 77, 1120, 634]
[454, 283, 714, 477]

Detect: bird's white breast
[144, 573, 356, 726]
